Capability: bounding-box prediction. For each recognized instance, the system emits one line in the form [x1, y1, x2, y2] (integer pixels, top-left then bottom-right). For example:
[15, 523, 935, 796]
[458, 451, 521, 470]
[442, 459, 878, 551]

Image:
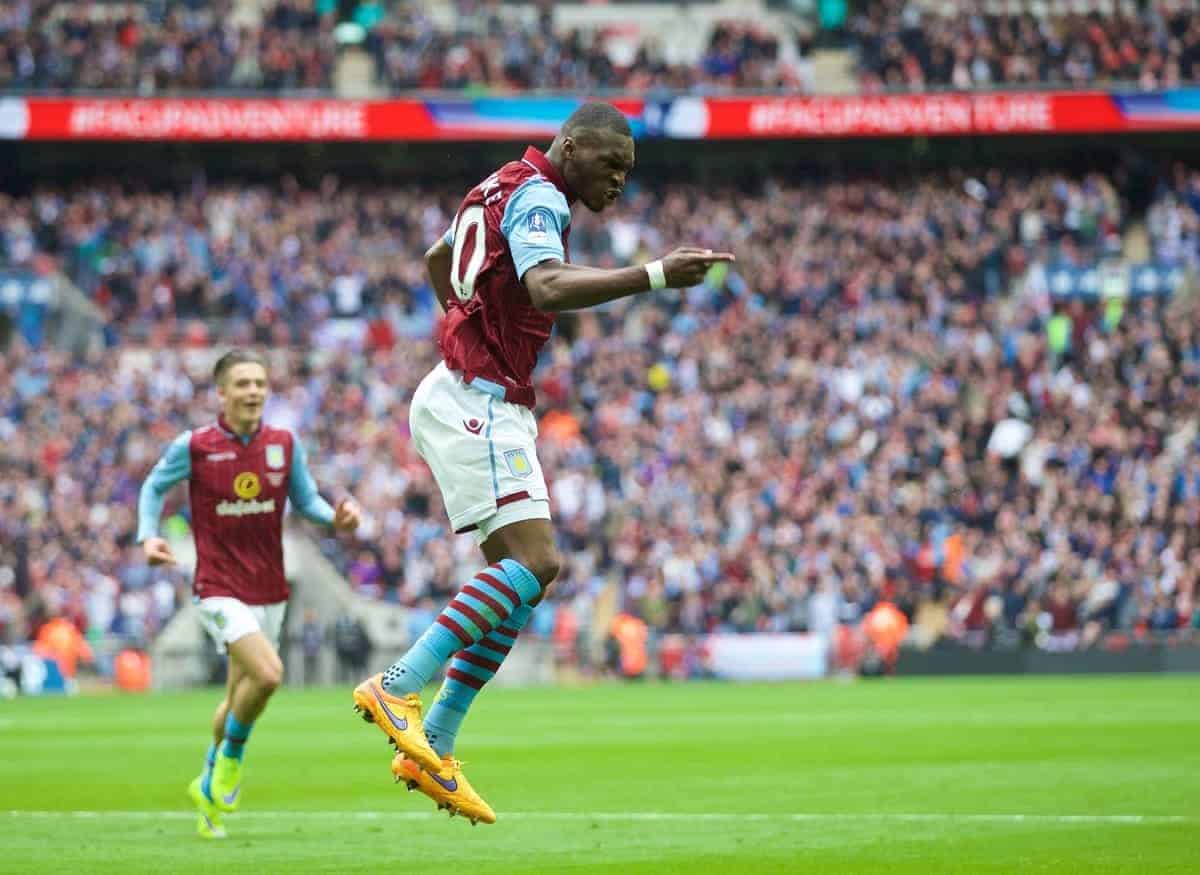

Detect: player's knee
[523, 547, 561, 588]
[253, 660, 283, 695]
[260, 669, 282, 696]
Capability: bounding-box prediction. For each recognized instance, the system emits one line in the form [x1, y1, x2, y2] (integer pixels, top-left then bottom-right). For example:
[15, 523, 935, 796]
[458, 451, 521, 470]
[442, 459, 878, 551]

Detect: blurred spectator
[301, 608, 323, 685]
[608, 612, 648, 679]
[1147, 164, 1200, 267]
[332, 612, 370, 682]
[33, 615, 93, 678]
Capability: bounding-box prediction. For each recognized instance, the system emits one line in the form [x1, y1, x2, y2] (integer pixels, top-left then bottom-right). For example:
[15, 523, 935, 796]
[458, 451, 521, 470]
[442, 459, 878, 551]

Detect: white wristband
[645, 259, 667, 290]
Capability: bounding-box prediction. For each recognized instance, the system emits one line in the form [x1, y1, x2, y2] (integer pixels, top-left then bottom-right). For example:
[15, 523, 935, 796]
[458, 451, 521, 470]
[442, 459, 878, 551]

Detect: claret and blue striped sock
[423, 603, 534, 757]
[381, 558, 542, 697]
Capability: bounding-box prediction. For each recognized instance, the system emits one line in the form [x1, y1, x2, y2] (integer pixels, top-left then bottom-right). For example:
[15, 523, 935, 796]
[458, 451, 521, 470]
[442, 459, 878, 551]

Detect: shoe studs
[352, 705, 374, 724]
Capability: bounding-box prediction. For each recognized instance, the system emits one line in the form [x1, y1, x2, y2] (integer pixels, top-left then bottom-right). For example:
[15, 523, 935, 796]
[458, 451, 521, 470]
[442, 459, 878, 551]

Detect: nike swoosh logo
[370, 685, 408, 731]
[430, 773, 458, 793]
[222, 786, 240, 805]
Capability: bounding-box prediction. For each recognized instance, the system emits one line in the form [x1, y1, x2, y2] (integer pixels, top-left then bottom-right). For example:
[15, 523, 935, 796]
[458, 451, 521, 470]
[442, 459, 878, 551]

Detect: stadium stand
[4, 0, 1195, 96]
[0, 0, 337, 93]
[850, 0, 1200, 91]
[358, 0, 815, 93]
[9, 0, 1199, 96]
[0, 0, 841, 97]
[0, 0, 818, 95]
[2, 168, 1198, 669]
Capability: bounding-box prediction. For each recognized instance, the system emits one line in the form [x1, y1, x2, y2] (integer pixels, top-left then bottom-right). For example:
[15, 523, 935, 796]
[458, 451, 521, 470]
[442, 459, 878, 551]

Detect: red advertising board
[0, 91, 1196, 141]
[702, 92, 1137, 138]
[9, 99, 418, 140]
[968, 92, 1125, 134]
[706, 94, 975, 138]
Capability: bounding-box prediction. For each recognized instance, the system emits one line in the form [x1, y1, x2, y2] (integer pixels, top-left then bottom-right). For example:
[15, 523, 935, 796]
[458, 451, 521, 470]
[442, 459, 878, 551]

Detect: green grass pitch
[1, 675, 1197, 874]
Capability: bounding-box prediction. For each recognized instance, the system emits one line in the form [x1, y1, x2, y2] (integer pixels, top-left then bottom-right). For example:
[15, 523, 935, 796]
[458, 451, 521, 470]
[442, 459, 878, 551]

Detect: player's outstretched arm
[137, 430, 192, 565]
[287, 432, 359, 532]
[523, 247, 734, 313]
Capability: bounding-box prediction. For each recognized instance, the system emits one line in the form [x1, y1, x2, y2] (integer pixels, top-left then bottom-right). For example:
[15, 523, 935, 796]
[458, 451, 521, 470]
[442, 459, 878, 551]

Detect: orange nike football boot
[392, 753, 497, 825]
[351, 673, 443, 773]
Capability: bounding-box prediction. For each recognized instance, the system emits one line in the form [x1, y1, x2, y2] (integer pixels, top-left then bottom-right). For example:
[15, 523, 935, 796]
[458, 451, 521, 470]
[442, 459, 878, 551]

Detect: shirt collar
[217, 415, 260, 444]
[522, 147, 576, 206]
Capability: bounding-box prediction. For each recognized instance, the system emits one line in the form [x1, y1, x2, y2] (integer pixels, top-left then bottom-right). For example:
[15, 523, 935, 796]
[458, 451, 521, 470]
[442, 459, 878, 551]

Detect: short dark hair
[561, 102, 633, 141]
[213, 349, 267, 385]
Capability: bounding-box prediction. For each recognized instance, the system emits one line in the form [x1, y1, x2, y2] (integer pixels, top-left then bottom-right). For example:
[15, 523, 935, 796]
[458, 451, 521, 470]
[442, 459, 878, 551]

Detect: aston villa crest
[265, 444, 286, 470]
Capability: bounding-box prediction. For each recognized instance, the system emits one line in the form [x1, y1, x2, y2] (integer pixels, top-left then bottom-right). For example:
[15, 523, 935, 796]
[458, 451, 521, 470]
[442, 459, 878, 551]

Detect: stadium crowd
[0, 0, 337, 93]
[363, 4, 811, 94]
[851, 0, 1200, 91]
[8, 0, 1200, 97]
[0, 0, 812, 95]
[2, 166, 1199, 671]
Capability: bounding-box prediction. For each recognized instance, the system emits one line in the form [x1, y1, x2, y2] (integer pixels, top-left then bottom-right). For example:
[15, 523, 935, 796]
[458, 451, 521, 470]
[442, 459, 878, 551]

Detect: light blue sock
[382, 560, 542, 696]
[424, 604, 534, 757]
[199, 741, 218, 799]
[220, 713, 253, 761]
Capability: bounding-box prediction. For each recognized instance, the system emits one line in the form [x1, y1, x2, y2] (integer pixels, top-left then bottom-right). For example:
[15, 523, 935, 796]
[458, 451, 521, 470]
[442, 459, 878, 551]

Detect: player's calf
[210, 634, 283, 812]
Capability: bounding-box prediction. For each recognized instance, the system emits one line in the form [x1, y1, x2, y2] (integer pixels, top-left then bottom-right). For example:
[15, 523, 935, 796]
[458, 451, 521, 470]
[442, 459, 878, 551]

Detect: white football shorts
[196, 596, 287, 655]
[410, 362, 551, 542]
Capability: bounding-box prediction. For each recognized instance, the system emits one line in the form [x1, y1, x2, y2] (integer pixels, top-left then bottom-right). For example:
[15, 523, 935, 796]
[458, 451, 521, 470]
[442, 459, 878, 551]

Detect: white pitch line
[3, 811, 1193, 825]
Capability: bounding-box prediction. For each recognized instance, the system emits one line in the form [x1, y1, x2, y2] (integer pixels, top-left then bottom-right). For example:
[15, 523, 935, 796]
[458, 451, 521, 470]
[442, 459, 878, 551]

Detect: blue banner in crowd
[1046, 262, 1187, 301]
